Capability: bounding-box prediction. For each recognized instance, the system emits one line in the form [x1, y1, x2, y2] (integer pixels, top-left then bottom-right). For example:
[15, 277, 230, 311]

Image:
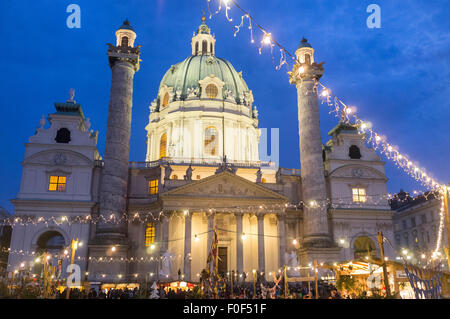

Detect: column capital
[289, 62, 324, 85]
[277, 212, 287, 220]
[107, 45, 141, 71]
[257, 213, 265, 220]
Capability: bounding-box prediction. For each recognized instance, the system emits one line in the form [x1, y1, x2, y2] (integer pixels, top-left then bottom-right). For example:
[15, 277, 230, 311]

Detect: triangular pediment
[161, 171, 287, 202]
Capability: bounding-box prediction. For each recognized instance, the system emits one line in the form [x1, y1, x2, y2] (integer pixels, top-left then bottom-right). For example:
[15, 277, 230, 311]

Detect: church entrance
[218, 247, 228, 275]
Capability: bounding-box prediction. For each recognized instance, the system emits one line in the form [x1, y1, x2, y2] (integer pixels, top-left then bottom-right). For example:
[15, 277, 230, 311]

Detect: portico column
[235, 212, 244, 274]
[278, 213, 286, 269]
[184, 213, 192, 281]
[161, 213, 170, 252]
[206, 212, 214, 258]
[257, 214, 265, 272]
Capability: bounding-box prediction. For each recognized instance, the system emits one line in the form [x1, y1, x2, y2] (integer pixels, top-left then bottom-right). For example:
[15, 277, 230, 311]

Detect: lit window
[196, 175, 201, 180]
[204, 126, 218, 156]
[121, 36, 129, 47]
[205, 84, 218, 99]
[352, 188, 366, 202]
[149, 179, 158, 195]
[160, 133, 167, 159]
[145, 223, 155, 247]
[172, 175, 178, 180]
[162, 93, 169, 107]
[261, 178, 267, 183]
[48, 176, 66, 192]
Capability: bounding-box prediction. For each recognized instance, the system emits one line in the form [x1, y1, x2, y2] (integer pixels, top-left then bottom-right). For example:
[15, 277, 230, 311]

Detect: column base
[298, 246, 341, 267]
[301, 234, 337, 249]
[86, 244, 129, 283]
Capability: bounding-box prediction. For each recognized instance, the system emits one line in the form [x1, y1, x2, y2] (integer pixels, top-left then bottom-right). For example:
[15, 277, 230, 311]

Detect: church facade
[7, 18, 395, 284]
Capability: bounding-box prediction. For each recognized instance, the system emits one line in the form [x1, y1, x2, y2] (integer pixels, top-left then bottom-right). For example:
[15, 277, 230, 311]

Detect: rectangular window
[145, 222, 155, 247]
[411, 217, 416, 227]
[48, 176, 66, 192]
[148, 179, 158, 195]
[352, 188, 366, 202]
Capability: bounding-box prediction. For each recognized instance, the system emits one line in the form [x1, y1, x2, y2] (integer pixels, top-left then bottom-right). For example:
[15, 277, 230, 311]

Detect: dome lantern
[295, 37, 314, 65]
[191, 15, 216, 56]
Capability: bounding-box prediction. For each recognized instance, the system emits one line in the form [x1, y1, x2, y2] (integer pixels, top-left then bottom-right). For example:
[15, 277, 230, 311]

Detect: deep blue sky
[0, 0, 449, 213]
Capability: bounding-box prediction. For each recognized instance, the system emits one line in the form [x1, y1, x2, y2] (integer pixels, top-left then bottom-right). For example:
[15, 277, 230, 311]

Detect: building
[391, 191, 447, 265]
[7, 18, 395, 285]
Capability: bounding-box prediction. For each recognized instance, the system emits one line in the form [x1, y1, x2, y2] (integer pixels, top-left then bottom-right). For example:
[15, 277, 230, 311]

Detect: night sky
[0, 0, 448, 214]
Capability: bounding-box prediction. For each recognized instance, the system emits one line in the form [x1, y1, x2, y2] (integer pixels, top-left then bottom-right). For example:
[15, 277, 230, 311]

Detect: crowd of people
[1, 269, 346, 299]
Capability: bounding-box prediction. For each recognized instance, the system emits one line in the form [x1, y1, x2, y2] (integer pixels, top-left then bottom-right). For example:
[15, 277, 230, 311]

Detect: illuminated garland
[204, 0, 448, 264]
[0, 191, 442, 227]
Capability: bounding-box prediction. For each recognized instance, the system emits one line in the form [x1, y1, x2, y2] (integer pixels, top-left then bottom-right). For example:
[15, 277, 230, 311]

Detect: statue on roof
[164, 163, 172, 181]
[256, 168, 262, 183]
[67, 88, 75, 103]
[184, 164, 194, 181]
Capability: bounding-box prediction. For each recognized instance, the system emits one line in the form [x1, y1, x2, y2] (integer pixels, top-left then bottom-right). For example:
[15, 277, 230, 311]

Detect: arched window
[205, 84, 218, 99]
[304, 53, 311, 65]
[37, 231, 65, 252]
[210, 43, 213, 54]
[195, 42, 199, 55]
[159, 133, 167, 159]
[121, 36, 129, 47]
[353, 236, 376, 259]
[202, 40, 207, 54]
[204, 126, 218, 156]
[162, 92, 169, 107]
[55, 128, 71, 143]
[349, 145, 362, 159]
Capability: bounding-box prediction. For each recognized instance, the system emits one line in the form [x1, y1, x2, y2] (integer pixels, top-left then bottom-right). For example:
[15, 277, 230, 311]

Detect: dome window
[349, 145, 362, 159]
[205, 84, 218, 99]
[160, 133, 167, 159]
[55, 128, 71, 143]
[195, 42, 199, 55]
[202, 40, 208, 54]
[204, 126, 218, 156]
[162, 92, 169, 107]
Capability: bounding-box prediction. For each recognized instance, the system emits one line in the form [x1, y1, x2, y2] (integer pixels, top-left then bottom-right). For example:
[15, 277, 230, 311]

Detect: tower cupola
[191, 15, 216, 56]
[115, 19, 137, 48]
[295, 37, 314, 65]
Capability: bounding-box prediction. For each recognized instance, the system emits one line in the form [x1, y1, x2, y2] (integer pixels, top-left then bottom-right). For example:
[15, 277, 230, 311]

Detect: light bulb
[262, 33, 272, 45]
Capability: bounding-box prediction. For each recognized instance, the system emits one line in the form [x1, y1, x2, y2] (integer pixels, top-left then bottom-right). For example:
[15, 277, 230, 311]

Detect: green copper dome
[159, 55, 250, 104]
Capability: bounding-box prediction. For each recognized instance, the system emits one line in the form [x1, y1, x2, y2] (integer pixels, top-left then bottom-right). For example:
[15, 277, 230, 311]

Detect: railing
[128, 158, 276, 169]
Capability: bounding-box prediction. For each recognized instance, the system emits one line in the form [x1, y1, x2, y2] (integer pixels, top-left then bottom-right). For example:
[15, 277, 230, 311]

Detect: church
[7, 18, 395, 284]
